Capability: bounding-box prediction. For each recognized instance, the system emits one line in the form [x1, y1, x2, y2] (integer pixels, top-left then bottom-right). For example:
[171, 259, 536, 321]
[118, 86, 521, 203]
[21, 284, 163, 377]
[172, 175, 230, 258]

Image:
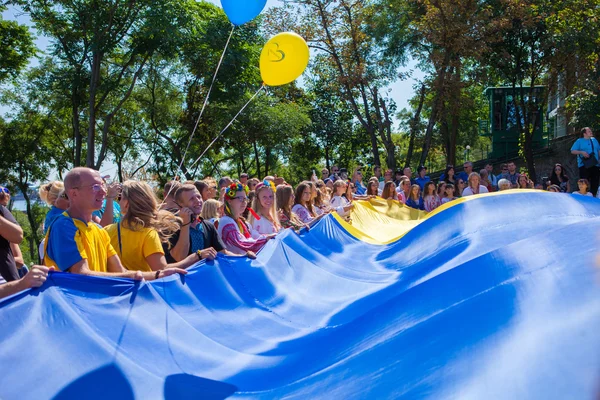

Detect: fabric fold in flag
[1, 191, 599, 399]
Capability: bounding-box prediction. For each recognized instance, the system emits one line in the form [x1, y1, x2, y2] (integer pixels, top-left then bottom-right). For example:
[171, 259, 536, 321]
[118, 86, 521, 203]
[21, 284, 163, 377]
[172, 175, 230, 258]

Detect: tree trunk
[419, 92, 443, 167]
[72, 73, 82, 166]
[367, 127, 380, 167]
[419, 52, 451, 167]
[524, 129, 536, 182]
[252, 140, 261, 178]
[87, 52, 102, 168]
[264, 147, 271, 177]
[117, 157, 124, 183]
[447, 63, 461, 167]
[240, 150, 247, 173]
[19, 183, 39, 262]
[449, 111, 459, 167]
[380, 96, 396, 170]
[405, 83, 426, 168]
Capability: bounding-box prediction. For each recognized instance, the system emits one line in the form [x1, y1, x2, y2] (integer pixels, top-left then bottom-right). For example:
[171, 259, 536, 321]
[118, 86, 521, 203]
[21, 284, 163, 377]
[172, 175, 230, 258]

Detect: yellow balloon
[260, 32, 310, 86]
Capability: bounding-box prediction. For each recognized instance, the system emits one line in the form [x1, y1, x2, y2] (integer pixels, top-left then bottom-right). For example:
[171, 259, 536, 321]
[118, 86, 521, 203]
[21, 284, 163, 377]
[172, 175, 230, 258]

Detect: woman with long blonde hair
[104, 180, 201, 272]
[248, 180, 281, 234]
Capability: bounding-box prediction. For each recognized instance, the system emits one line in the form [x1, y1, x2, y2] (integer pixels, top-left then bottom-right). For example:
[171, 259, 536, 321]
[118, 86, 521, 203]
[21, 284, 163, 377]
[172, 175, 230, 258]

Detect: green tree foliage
[0, 5, 35, 83]
[14, 0, 199, 168]
[265, 0, 408, 170]
[0, 108, 55, 261]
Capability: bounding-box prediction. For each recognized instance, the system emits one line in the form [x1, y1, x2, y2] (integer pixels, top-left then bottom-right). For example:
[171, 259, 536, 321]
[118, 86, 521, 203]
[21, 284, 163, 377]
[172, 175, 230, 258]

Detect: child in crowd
[423, 181, 441, 212]
[547, 185, 561, 193]
[405, 184, 424, 210]
[441, 184, 456, 204]
[330, 180, 354, 221]
[573, 178, 593, 197]
[437, 181, 446, 198]
[292, 182, 319, 223]
[200, 199, 223, 226]
[276, 185, 305, 231]
[381, 181, 398, 200]
[366, 179, 379, 197]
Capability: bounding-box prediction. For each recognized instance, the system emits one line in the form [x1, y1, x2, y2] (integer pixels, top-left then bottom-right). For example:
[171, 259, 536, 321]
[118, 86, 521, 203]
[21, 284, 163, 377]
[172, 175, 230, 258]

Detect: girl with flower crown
[248, 180, 281, 235]
[217, 182, 276, 255]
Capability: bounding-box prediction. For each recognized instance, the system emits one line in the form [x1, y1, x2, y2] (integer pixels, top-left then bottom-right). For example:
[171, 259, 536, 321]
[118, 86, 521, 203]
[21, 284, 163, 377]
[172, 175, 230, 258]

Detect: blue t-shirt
[354, 181, 367, 195]
[44, 206, 65, 234]
[92, 199, 121, 223]
[414, 176, 431, 191]
[571, 137, 600, 168]
[457, 171, 469, 183]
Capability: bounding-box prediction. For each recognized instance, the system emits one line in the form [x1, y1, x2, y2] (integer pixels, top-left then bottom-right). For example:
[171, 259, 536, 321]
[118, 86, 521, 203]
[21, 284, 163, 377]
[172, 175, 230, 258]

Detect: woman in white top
[329, 180, 354, 218]
[248, 180, 281, 234]
[573, 178, 594, 197]
[292, 182, 319, 223]
[461, 172, 489, 196]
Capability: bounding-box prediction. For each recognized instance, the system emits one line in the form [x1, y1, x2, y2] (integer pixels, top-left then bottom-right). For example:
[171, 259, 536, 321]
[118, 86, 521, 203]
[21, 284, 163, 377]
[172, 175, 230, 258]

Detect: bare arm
[0, 215, 23, 244]
[70, 257, 187, 281]
[0, 265, 53, 300]
[169, 208, 193, 262]
[219, 248, 257, 259]
[106, 254, 128, 273]
[99, 185, 120, 228]
[10, 243, 24, 268]
[71, 257, 141, 279]
[146, 251, 202, 271]
[98, 200, 114, 227]
[571, 149, 589, 157]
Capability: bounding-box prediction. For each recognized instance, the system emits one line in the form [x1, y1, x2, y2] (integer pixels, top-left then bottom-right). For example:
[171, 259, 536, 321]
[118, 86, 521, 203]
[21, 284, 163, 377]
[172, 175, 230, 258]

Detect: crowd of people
[0, 127, 598, 299]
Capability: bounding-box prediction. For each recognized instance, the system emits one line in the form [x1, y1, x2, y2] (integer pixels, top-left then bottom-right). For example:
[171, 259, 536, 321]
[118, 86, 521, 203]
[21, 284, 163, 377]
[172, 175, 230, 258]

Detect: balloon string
[159, 24, 236, 208]
[188, 83, 266, 171]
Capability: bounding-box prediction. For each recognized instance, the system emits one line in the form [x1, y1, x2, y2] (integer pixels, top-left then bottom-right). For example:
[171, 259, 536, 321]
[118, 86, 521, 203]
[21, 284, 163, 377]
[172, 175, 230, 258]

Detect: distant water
[9, 200, 44, 212]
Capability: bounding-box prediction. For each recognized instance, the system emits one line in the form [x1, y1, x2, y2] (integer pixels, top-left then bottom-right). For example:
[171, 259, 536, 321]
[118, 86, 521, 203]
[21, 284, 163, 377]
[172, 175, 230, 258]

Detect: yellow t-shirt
[104, 223, 164, 272]
[44, 212, 117, 273]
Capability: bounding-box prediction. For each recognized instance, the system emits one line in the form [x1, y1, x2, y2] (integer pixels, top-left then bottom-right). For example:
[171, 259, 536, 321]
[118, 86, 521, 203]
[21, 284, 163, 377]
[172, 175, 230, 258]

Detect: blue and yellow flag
[1, 190, 599, 399]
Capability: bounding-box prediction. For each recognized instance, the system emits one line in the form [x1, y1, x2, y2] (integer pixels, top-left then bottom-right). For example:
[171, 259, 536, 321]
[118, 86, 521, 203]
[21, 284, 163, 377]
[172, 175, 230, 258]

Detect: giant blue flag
[1, 191, 599, 399]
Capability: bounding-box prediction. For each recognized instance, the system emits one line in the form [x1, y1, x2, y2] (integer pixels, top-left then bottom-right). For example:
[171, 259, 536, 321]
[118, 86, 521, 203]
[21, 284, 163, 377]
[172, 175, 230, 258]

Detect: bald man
[44, 167, 185, 281]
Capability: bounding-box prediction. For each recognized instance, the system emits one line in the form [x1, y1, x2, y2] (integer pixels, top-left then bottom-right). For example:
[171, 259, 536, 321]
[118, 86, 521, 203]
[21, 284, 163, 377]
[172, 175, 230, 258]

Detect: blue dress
[406, 197, 424, 210]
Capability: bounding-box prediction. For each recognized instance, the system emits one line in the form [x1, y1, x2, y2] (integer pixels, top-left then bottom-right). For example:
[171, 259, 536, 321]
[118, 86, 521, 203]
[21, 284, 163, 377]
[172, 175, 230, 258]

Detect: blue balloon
[220, 0, 267, 25]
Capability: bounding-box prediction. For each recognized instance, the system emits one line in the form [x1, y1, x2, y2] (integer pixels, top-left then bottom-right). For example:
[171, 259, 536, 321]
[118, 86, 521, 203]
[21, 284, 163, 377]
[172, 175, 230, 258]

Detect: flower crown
[255, 179, 277, 193]
[226, 182, 249, 199]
